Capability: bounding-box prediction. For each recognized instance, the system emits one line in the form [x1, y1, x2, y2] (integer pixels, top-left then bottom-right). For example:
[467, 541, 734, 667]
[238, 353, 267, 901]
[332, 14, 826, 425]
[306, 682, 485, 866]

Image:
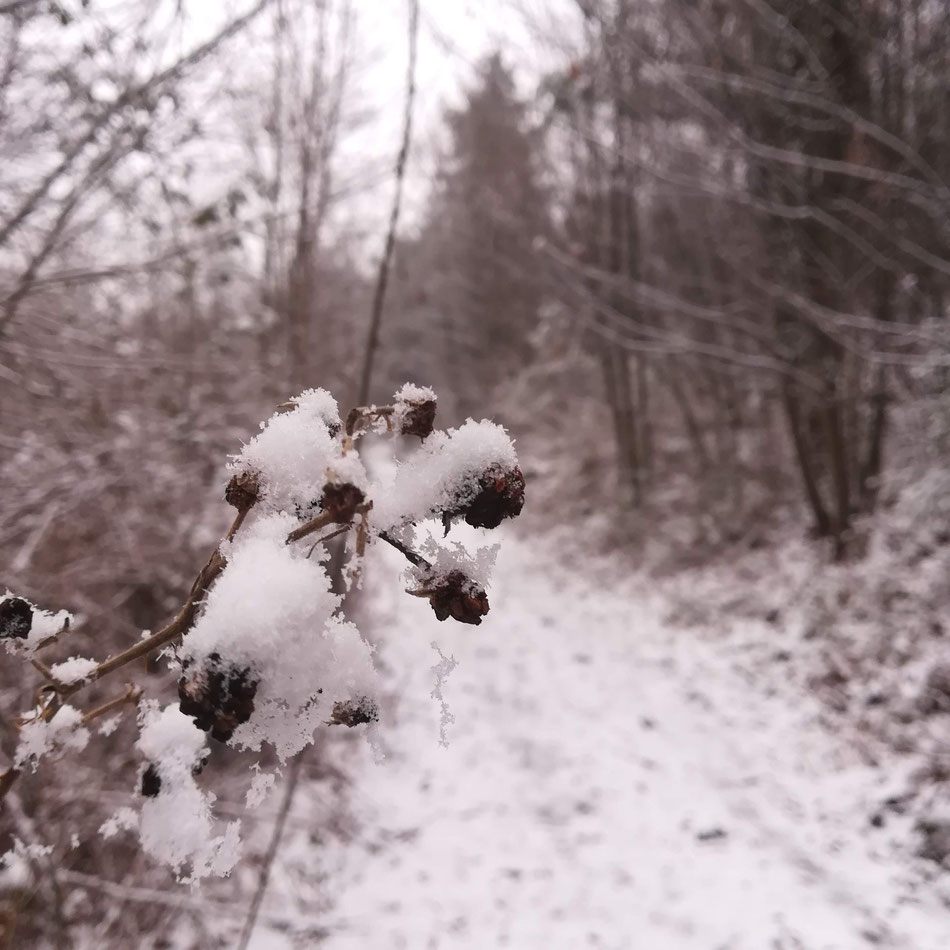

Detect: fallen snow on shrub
[3, 384, 524, 883]
[371, 419, 521, 531]
[100, 703, 239, 882]
[49, 656, 98, 686]
[178, 514, 378, 759]
[0, 592, 72, 654]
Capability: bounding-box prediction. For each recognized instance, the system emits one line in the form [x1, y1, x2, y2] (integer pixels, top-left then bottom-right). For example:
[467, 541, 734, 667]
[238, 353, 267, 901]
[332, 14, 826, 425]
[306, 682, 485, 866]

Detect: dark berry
[320, 482, 365, 523]
[413, 571, 490, 625]
[461, 467, 526, 529]
[178, 652, 258, 743]
[397, 398, 436, 439]
[141, 763, 162, 797]
[225, 470, 260, 512]
[0, 597, 32, 640]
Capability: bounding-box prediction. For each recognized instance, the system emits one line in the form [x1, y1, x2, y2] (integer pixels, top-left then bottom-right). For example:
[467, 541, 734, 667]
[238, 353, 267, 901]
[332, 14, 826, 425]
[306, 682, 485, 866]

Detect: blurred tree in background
[380, 53, 549, 421]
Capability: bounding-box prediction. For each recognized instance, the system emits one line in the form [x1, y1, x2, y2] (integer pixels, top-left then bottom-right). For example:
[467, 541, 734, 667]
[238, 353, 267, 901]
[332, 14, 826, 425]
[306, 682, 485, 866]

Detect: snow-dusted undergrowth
[248, 535, 950, 950]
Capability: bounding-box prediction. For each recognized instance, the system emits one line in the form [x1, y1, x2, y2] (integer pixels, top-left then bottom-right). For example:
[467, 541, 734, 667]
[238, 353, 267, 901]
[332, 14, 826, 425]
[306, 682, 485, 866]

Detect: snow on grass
[245, 534, 950, 950]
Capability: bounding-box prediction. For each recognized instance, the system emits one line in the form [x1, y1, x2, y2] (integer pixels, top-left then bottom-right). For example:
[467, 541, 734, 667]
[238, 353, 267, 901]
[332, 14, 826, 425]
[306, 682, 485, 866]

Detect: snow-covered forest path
[257, 536, 949, 950]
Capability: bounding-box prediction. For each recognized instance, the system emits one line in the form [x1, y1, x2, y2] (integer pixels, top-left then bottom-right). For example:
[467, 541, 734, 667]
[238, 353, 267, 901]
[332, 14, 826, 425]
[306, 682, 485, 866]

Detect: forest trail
[255, 536, 949, 950]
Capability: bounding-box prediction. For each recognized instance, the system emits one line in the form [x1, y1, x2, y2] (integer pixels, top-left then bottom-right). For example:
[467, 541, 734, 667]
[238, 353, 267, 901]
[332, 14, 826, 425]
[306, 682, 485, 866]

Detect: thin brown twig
[59, 548, 227, 697]
[235, 752, 305, 950]
[306, 525, 350, 559]
[285, 510, 335, 544]
[29, 658, 53, 681]
[226, 508, 250, 542]
[378, 530, 430, 569]
[81, 684, 143, 725]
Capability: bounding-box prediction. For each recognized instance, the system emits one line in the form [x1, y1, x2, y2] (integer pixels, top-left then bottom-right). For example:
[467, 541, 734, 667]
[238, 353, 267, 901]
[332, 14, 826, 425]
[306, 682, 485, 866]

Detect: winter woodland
[0, 0, 949, 947]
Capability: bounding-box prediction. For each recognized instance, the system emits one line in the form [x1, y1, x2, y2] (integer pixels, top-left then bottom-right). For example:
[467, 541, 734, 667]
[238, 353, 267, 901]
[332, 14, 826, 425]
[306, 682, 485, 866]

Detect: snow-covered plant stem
[0, 384, 524, 881]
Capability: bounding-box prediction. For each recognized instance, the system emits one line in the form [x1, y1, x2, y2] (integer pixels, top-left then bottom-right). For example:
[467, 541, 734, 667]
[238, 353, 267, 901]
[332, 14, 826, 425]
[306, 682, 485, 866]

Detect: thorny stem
[0, 480, 368, 802]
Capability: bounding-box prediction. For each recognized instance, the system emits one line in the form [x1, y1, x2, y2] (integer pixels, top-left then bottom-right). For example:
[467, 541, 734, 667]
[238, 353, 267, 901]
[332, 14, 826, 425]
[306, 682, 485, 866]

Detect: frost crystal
[394, 382, 436, 404]
[430, 642, 459, 748]
[246, 769, 277, 807]
[98, 715, 121, 737]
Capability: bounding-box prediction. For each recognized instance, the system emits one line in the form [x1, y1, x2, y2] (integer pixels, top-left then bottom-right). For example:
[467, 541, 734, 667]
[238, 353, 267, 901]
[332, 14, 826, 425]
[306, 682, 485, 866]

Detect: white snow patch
[250, 537, 950, 950]
[182, 515, 378, 760]
[371, 419, 518, 530]
[49, 656, 98, 685]
[1, 591, 72, 655]
[230, 388, 354, 516]
[102, 703, 239, 881]
[246, 770, 278, 808]
[15, 704, 89, 769]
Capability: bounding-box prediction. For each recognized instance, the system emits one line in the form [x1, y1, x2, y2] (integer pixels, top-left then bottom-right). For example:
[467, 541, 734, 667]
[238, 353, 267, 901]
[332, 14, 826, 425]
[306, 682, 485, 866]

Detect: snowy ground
[250, 533, 950, 949]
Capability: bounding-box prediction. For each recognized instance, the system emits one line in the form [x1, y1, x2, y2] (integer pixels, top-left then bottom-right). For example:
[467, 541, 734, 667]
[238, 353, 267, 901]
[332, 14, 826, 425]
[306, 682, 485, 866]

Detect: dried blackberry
[329, 696, 379, 727]
[396, 397, 436, 439]
[443, 466, 525, 532]
[178, 652, 258, 743]
[320, 482, 366, 523]
[411, 570, 490, 625]
[141, 763, 162, 798]
[141, 755, 206, 797]
[0, 597, 32, 640]
[225, 470, 260, 512]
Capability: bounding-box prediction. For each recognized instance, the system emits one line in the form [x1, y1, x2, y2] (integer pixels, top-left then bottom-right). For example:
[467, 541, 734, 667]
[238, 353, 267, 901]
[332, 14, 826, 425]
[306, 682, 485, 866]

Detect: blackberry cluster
[178, 652, 258, 743]
[396, 395, 437, 439]
[444, 466, 526, 532]
[0, 597, 32, 640]
[419, 571, 490, 626]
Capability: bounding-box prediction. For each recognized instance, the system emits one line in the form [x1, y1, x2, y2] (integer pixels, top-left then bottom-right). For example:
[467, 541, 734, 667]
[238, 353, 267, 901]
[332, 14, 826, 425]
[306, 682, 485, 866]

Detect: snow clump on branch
[5, 384, 524, 883]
